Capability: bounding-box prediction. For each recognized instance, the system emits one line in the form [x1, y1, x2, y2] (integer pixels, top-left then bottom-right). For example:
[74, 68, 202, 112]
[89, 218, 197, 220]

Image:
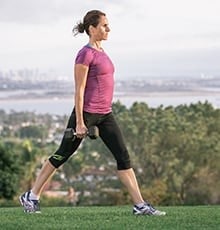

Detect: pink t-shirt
[75, 45, 115, 114]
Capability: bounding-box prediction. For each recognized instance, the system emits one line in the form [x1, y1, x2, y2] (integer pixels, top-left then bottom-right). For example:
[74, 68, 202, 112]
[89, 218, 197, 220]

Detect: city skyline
[1, 0, 220, 79]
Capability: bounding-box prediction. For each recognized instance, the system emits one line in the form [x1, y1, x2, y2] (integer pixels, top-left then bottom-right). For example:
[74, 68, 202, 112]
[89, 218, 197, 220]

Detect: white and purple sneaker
[19, 191, 41, 213]
[133, 202, 166, 216]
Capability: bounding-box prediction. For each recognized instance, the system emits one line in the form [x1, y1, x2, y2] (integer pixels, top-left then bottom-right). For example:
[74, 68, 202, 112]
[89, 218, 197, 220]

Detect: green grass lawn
[0, 205, 219, 230]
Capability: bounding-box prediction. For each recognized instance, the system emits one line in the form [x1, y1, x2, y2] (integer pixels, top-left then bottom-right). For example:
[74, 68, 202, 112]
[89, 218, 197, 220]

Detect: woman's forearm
[75, 88, 85, 125]
[74, 64, 89, 127]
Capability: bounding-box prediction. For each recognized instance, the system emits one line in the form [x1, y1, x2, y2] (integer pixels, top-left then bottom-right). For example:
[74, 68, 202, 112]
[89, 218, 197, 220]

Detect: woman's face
[90, 15, 110, 41]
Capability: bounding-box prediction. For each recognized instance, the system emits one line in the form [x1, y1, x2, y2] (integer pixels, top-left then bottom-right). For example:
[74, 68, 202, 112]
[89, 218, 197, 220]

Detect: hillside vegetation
[0, 101, 219, 206]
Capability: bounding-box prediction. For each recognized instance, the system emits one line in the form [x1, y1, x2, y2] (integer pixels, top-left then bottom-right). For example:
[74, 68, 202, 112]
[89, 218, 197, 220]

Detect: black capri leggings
[49, 109, 131, 170]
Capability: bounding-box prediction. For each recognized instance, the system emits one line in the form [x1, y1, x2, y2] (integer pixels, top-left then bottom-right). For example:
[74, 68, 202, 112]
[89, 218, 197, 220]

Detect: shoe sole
[133, 210, 166, 216]
[19, 195, 41, 214]
[133, 212, 166, 216]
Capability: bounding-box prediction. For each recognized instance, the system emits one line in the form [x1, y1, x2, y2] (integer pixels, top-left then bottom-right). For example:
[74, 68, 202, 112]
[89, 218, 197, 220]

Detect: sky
[0, 0, 220, 79]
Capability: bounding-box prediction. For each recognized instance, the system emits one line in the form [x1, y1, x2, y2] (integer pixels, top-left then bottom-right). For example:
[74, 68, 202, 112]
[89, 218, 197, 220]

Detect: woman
[19, 10, 166, 216]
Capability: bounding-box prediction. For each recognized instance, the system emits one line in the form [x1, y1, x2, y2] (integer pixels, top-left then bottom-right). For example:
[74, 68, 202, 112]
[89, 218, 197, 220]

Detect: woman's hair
[72, 10, 106, 36]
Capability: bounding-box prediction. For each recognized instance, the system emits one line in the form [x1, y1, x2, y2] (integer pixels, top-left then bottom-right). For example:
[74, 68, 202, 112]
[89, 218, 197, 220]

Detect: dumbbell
[64, 126, 99, 140]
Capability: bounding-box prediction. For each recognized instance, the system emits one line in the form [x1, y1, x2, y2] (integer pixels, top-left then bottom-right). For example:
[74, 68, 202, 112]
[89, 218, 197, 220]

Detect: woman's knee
[48, 151, 71, 168]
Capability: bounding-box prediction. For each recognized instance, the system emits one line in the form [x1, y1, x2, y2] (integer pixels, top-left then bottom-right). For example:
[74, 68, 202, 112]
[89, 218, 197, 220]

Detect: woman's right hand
[75, 123, 88, 139]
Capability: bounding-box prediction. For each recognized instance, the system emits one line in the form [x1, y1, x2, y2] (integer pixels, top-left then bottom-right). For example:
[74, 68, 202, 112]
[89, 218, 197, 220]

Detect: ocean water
[1, 94, 220, 115]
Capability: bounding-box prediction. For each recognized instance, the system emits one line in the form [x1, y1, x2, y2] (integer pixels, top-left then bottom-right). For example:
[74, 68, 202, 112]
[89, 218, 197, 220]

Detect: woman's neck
[88, 40, 103, 51]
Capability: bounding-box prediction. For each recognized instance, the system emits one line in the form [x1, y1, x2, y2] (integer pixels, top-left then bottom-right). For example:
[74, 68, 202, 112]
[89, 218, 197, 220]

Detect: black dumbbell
[64, 126, 99, 140]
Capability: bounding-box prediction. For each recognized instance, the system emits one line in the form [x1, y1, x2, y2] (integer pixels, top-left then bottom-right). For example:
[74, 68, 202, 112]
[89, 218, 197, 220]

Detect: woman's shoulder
[78, 45, 95, 54]
[77, 45, 97, 58]
[75, 45, 96, 65]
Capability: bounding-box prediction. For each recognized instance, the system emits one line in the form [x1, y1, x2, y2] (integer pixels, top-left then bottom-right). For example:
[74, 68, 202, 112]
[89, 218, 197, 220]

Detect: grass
[0, 205, 219, 230]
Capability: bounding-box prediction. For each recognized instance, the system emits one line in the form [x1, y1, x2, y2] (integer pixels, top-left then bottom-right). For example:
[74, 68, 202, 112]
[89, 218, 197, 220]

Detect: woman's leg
[31, 111, 83, 197]
[117, 168, 144, 204]
[98, 113, 144, 205]
[26, 110, 83, 198]
[20, 110, 99, 213]
[31, 159, 56, 198]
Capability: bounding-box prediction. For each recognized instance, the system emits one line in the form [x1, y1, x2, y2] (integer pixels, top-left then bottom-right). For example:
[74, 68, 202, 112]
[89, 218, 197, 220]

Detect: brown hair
[72, 10, 106, 36]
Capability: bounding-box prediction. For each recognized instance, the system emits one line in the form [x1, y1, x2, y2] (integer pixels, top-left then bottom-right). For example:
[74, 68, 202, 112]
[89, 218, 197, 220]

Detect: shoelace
[144, 202, 156, 212]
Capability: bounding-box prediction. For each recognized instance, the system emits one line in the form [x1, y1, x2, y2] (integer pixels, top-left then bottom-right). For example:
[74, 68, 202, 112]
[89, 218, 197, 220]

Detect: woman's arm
[74, 63, 89, 137]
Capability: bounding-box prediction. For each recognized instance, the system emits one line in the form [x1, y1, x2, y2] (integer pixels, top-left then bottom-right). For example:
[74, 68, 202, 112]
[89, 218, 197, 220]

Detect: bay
[0, 93, 220, 115]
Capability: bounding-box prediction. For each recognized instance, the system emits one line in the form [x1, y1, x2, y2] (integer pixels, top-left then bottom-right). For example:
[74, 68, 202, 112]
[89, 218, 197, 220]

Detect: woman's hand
[75, 123, 88, 139]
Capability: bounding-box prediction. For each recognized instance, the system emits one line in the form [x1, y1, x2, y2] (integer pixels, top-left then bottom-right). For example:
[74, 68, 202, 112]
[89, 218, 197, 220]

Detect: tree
[19, 139, 47, 190]
[16, 125, 47, 140]
[0, 143, 22, 199]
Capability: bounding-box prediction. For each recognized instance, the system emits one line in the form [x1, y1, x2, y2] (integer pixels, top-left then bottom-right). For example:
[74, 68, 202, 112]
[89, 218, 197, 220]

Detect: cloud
[0, 0, 130, 24]
[0, 0, 220, 77]
[0, 0, 89, 23]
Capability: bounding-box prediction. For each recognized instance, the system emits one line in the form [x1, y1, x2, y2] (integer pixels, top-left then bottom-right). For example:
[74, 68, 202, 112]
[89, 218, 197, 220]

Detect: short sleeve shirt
[75, 45, 115, 114]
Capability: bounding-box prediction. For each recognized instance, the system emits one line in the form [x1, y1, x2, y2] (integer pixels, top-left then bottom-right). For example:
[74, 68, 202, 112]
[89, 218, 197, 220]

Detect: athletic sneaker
[19, 191, 41, 213]
[133, 202, 166, 216]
